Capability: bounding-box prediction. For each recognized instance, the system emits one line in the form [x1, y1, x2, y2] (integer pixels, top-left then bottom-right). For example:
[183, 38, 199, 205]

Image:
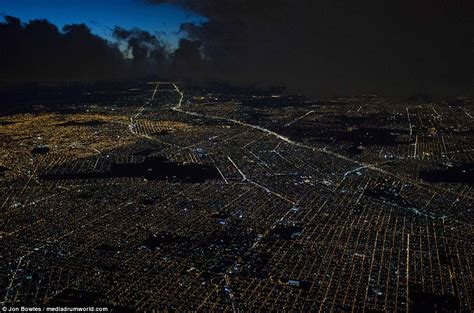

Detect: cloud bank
[150, 0, 473, 97]
[0, 15, 199, 83]
[1, 0, 473, 98]
[0, 16, 125, 82]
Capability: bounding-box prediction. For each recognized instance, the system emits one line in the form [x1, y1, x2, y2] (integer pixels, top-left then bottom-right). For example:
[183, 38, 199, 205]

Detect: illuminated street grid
[0, 84, 472, 311]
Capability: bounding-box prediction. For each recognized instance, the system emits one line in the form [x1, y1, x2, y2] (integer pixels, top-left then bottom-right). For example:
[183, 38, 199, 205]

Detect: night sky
[1, 0, 472, 97]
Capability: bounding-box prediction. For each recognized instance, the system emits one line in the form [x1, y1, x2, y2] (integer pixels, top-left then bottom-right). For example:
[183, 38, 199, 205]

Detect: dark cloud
[170, 38, 206, 79]
[150, 0, 473, 97]
[111, 26, 210, 79]
[113, 27, 169, 76]
[2, 1, 472, 98]
[0, 15, 216, 85]
[0, 16, 125, 82]
[0, 16, 175, 83]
